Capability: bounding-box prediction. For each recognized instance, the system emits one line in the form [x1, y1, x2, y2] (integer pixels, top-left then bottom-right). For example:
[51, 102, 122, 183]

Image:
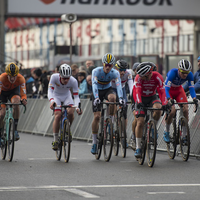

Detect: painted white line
[148, 192, 185, 194]
[28, 158, 77, 160]
[65, 189, 99, 198]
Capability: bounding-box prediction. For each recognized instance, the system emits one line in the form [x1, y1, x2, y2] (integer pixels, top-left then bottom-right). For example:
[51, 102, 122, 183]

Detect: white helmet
[178, 59, 192, 71]
[59, 64, 71, 78]
[102, 53, 115, 65]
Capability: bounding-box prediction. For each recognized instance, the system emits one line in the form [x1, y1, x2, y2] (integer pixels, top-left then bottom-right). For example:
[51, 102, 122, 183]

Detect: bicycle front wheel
[55, 131, 62, 161]
[179, 117, 190, 161]
[113, 116, 119, 156]
[119, 115, 126, 158]
[7, 119, 15, 162]
[167, 118, 177, 159]
[1, 124, 7, 160]
[146, 120, 157, 167]
[63, 119, 71, 163]
[103, 118, 113, 162]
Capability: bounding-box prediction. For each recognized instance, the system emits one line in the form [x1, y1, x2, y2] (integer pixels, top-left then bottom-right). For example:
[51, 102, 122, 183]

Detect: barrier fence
[18, 98, 200, 157]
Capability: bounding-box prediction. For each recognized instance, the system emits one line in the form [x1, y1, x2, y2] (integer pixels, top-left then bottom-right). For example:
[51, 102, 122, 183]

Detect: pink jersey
[135, 71, 167, 105]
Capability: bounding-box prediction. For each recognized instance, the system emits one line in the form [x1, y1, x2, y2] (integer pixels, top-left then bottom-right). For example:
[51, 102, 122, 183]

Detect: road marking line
[65, 189, 99, 198]
[148, 192, 185, 194]
[28, 158, 77, 160]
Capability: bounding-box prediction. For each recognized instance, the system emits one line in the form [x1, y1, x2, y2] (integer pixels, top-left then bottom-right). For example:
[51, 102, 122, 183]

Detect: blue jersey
[92, 66, 123, 99]
[165, 68, 196, 99]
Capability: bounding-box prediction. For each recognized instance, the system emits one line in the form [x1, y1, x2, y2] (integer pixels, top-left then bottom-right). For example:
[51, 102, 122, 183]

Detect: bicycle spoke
[63, 119, 71, 163]
[119, 116, 126, 158]
[7, 119, 15, 162]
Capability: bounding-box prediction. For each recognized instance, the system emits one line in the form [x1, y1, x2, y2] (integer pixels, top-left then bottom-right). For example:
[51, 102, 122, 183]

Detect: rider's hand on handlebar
[50, 101, 56, 110]
[93, 98, 101, 107]
[162, 104, 171, 111]
[167, 98, 174, 106]
[137, 102, 144, 109]
[193, 98, 199, 105]
[21, 99, 27, 106]
[119, 98, 126, 106]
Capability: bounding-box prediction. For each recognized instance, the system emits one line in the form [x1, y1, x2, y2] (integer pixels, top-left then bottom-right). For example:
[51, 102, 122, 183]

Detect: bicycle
[113, 102, 130, 158]
[1, 102, 26, 162]
[54, 103, 81, 163]
[166, 101, 198, 161]
[95, 101, 115, 162]
[136, 106, 165, 167]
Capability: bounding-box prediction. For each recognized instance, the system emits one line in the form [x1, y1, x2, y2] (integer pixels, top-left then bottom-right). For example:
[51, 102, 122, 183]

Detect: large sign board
[7, 0, 200, 19]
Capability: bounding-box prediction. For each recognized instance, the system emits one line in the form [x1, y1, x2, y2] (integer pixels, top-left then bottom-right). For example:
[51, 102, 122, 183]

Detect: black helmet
[132, 62, 140, 71]
[115, 60, 129, 70]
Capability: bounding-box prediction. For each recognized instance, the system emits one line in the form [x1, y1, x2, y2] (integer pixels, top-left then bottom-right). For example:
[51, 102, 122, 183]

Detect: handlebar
[0, 101, 26, 113]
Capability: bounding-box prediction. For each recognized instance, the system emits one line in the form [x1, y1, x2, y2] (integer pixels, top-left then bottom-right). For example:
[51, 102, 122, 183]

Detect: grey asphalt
[1, 132, 200, 200]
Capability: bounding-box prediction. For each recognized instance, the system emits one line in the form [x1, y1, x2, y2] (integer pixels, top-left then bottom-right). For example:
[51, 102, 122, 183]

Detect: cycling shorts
[169, 86, 187, 103]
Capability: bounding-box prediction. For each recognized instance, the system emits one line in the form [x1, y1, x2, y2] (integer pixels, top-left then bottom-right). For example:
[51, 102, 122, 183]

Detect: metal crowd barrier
[18, 98, 200, 157]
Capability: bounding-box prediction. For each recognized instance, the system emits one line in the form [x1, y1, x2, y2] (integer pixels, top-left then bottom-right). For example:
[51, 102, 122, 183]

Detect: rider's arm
[127, 70, 134, 96]
[19, 76, 27, 100]
[48, 74, 56, 103]
[72, 78, 80, 107]
[135, 75, 142, 103]
[114, 70, 123, 99]
[187, 72, 196, 99]
[164, 70, 175, 99]
[92, 68, 99, 99]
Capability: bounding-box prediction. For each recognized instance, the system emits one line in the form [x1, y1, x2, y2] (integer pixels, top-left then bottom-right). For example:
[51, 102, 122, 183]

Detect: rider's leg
[53, 110, 62, 142]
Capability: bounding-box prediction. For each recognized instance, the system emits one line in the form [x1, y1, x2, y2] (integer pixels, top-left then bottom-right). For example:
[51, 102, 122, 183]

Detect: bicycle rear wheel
[55, 131, 62, 161]
[119, 115, 126, 158]
[103, 118, 113, 162]
[1, 125, 7, 160]
[63, 119, 71, 163]
[113, 115, 119, 156]
[179, 117, 190, 161]
[138, 124, 147, 165]
[167, 118, 177, 159]
[7, 119, 15, 162]
[146, 120, 157, 167]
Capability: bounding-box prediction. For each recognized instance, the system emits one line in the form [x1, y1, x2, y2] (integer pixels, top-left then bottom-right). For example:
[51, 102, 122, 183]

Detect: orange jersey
[0, 73, 27, 100]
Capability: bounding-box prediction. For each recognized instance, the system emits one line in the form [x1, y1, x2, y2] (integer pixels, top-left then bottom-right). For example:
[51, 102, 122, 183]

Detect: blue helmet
[197, 56, 200, 61]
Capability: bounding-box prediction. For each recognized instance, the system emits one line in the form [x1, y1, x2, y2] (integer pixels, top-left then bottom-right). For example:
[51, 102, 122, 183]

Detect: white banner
[7, 0, 200, 19]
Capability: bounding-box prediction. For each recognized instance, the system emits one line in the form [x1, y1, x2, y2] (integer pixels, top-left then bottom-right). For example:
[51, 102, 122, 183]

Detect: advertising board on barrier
[7, 0, 200, 19]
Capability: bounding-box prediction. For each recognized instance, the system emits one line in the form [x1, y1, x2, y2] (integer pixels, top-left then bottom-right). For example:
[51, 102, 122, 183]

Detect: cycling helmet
[59, 63, 71, 78]
[5, 62, 19, 77]
[102, 53, 115, 65]
[197, 56, 200, 61]
[136, 62, 153, 77]
[115, 60, 128, 70]
[132, 62, 140, 71]
[178, 59, 192, 71]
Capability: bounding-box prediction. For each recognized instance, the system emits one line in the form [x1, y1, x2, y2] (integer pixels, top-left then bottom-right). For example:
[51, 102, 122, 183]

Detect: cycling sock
[53, 133, 58, 142]
[92, 134, 97, 144]
[136, 138, 141, 149]
[14, 119, 18, 130]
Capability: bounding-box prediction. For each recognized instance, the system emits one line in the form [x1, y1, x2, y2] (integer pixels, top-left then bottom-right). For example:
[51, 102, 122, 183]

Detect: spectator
[71, 64, 79, 80]
[32, 68, 42, 98]
[183, 56, 200, 99]
[86, 75, 92, 93]
[25, 68, 37, 98]
[77, 70, 88, 98]
[85, 60, 96, 75]
[79, 65, 87, 72]
[40, 70, 49, 98]
[132, 62, 140, 81]
[55, 65, 60, 73]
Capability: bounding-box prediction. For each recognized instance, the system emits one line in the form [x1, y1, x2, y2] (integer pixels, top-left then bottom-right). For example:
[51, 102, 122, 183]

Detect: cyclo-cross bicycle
[1, 102, 26, 162]
[166, 101, 198, 161]
[54, 103, 81, 163]
[113, 102, 130, 158]
[137, 106, 166, 167]
[95, 101, 116, 162]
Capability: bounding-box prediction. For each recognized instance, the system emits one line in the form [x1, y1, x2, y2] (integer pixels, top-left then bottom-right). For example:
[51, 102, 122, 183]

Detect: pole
[70, 23, 72, 66]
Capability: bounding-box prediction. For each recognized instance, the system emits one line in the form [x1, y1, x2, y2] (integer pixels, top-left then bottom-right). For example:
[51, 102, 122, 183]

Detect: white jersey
[48, 73, 80, 109]
[111, 69, 133, 95]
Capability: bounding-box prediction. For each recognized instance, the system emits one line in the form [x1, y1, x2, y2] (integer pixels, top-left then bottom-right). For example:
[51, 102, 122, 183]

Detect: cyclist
[134, 62, 169, 158]
[164, 59, 198, 143]
[48, 63, 82, 151]
[111, 59, 133, 147]
[91, 53, 125, 154]
[0, 62, 27, 143]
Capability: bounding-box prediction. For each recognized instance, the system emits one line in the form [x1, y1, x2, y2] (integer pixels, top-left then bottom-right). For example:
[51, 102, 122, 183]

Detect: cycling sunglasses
[104, 63, 113, 68]
[119, 68, 126, 72]
[179, 69, 190, 74]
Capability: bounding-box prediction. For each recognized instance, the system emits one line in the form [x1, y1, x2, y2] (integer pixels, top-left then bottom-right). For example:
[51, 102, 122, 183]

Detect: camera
[61, 14, 77, 23]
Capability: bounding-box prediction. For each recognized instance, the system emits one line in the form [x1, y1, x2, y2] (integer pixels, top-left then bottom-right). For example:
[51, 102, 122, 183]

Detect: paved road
[1, 132, 200, 200]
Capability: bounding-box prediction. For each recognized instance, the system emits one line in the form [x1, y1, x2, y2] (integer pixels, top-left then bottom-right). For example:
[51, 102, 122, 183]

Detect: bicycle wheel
[95, 116, 104, 160]
[138, 124, 147, 165]
[166, 117, 177, 159]
[63, 119, 71, 163]
[146, 120, 157, 167]
[55, 130, 62, 161]
[179, 117, 190, 161]
[113, 115, 119, 156]
[103, 118, 113, 162]
[1, 124, 7, 160]
[7, 118, 15, 162]
[119, 115, 126, 158]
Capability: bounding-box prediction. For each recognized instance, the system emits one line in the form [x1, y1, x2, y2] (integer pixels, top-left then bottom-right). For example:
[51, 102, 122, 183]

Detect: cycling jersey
[111, 69, 133, 96]
[92, 66, 123, 99]
[134, 71, 167, 105]
[165, 68, 196, 99]
[48, 73, 80, 109]
[0, 72, 27, 100]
